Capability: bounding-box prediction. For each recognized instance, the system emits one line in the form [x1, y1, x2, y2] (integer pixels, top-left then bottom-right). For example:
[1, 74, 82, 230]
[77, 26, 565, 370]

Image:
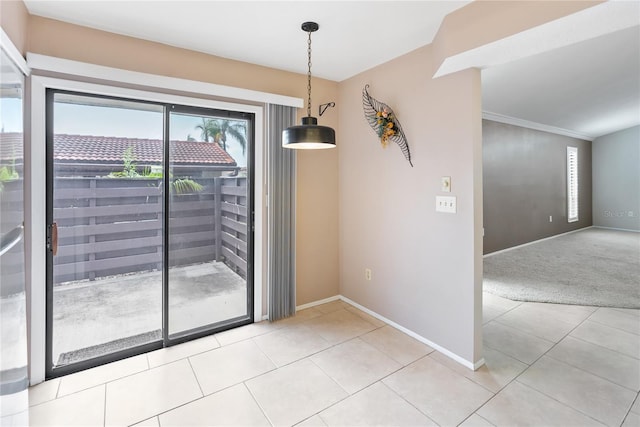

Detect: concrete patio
[51, 261, 247, 366]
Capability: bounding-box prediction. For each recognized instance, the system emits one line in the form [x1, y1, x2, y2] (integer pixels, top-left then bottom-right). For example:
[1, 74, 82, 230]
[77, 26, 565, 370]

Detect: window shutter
[567, 146, 579, 223]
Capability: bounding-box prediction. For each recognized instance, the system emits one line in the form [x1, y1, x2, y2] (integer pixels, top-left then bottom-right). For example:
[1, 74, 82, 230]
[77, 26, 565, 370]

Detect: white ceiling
[23, 0, 470, 82]
[24, 0, 640, 138]
[482, 24, 640, 139]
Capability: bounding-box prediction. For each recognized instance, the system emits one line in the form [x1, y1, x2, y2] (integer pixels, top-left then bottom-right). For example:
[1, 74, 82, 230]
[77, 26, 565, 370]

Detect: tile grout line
[488, 309, 629, 426]
[457, 411, 497, 427]
[425, 351, 498, 395]
[585, 316, 640, 337]
[54, 377, 62, 399]
[248, 336, 281, 370]
[512, 379, 609, 426]
[126, 306, 383, 425]
[484, 299, 525, 323]
[186, 357, 205, 398]
[418, 352, 500, 423]
[489, 304, 587, 343]
[542, 352, 639, 393]
[273, 325, 426, 425]
[52, 357, 165, 401]
[470, 305, 610, 425]
[376, 353, 443, 426]
[543, 346, 639, 391]
[563, 326, 639, 361]
[620, 393, 640, 427]
[298, 358, 417, 426]
[242, 381, 275, 427]
[248, 311, 382, 371]
[467, 351, 604, 427]
[111, 360, 209, 426]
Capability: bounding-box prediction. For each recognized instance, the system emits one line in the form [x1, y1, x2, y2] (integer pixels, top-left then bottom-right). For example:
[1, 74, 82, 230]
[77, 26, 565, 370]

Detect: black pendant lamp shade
[282, 116, 335, 149]
[283, 22, 336, 149]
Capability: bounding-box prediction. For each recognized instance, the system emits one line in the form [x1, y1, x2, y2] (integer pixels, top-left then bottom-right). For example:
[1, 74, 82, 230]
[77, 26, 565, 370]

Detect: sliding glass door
[46, 91, 253, 377]
[167, 105, 253, 339]
[46, 92, 165, 375]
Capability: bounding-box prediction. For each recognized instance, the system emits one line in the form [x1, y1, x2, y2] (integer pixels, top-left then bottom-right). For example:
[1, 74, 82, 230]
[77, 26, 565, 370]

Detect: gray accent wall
[483, 120, 592, 254]
[592, 126, 640, 231]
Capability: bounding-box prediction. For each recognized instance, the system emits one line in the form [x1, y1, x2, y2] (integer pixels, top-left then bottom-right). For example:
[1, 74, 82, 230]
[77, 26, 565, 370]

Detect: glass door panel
[0, 48, 28, 423]
[167, 107, 252, 337]
[47, 92, 164, 373]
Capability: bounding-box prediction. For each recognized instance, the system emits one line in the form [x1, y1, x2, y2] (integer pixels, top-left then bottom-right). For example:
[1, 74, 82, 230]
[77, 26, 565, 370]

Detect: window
[567, 146, 578, 222]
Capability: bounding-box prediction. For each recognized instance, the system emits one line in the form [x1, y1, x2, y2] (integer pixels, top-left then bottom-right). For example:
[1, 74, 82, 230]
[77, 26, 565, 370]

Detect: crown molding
[482, 111, 594, 141]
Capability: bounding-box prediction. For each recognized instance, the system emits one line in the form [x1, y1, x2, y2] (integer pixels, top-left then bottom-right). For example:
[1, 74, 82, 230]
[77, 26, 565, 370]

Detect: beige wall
[25, 15, 340, 307]
[338, 44, 483, 364]
[0, 0, 29, 54]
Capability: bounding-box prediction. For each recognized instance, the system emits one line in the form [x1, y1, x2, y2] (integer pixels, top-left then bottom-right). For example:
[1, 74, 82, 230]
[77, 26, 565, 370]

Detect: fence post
[88, 178, 96, 281]
[214, 177, 222, 262]
[156, 178, 162, 272]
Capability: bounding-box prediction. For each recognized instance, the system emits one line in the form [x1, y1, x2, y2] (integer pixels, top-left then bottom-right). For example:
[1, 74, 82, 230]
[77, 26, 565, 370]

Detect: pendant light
[282, 21, 336, 149]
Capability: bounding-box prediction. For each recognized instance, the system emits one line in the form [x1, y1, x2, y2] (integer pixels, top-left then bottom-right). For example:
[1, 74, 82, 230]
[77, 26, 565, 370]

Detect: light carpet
[483, 227, 640, 308]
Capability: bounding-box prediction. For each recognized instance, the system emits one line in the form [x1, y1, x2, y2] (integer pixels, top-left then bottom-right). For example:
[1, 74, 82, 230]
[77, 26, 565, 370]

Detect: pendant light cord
[307, 30, 313, 117]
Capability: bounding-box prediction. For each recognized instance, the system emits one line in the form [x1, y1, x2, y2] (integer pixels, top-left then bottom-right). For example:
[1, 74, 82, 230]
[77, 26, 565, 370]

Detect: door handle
[52, 222, 58, 256]
[47, 222, 58, 256]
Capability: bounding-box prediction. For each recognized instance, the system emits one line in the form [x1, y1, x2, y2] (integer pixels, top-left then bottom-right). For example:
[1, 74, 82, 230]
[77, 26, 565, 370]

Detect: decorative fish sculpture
[362, 84, 413, 167]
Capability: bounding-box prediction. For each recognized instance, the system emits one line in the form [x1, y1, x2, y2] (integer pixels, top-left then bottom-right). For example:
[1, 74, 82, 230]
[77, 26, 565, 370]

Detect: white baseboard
[289, 294, 483, 371]
[296, 295, 341, 311]
[484, 226, 593, 258]
[259, 295, 341, 321]
[339, 296, 484, 371]
[593, 226, 640, 233]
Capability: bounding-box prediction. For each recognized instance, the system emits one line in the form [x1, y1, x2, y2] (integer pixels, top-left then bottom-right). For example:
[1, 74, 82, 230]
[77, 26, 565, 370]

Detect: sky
[0, 99, 22, 133]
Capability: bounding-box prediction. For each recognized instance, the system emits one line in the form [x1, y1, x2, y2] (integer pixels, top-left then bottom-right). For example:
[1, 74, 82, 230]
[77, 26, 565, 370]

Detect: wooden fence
[0, 178, 25, 297]
[53, 176, 248, 284]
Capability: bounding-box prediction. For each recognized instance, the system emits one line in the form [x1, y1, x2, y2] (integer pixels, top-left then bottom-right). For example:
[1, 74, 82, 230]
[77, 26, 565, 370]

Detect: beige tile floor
[27, 295, 639, 427]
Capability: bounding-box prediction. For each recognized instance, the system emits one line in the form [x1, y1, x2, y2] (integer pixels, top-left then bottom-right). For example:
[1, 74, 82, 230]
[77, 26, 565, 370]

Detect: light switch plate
[436, 196, 457, 213]
[441, 176, 451, 192]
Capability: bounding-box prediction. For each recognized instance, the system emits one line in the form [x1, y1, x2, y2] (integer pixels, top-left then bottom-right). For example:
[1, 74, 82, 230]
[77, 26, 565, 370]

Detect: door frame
[30, 75, 266, 384]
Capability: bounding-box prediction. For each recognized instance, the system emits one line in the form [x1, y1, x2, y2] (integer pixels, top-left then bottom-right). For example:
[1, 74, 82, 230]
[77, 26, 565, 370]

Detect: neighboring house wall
[592, 125, 640, 231]
[483, 120, 592, 254]
[26, 14, 340, 307]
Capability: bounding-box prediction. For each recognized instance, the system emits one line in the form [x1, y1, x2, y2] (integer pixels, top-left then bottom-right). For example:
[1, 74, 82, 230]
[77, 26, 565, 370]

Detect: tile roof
[55, 134, 237, 165]
[0, 133, 23, 162]
[0, 133, 237, 166]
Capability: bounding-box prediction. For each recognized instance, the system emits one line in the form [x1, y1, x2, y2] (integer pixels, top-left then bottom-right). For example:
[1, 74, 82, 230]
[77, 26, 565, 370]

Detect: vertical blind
[266, 104, 297, 321]
[567, 146, 579, 223]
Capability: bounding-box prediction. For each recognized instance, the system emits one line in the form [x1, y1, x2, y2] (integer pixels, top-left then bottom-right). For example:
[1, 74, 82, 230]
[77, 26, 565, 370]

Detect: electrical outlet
[549, 215, 553, 222]
[365, 268, 372, 281]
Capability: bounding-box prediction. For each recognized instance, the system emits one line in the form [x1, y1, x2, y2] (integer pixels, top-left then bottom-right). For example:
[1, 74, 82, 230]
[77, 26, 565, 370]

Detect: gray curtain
[266, 104, 297, 321]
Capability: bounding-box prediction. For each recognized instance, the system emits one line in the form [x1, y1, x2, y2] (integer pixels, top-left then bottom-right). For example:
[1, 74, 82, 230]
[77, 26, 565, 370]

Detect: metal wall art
[362, 84, 413, 167]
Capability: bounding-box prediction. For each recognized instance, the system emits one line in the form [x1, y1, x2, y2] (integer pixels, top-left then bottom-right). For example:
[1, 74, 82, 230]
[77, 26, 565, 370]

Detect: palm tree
[195, 118, 220, 144]
[216, 119, 247, 155]
[195, 118, 247, 154]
